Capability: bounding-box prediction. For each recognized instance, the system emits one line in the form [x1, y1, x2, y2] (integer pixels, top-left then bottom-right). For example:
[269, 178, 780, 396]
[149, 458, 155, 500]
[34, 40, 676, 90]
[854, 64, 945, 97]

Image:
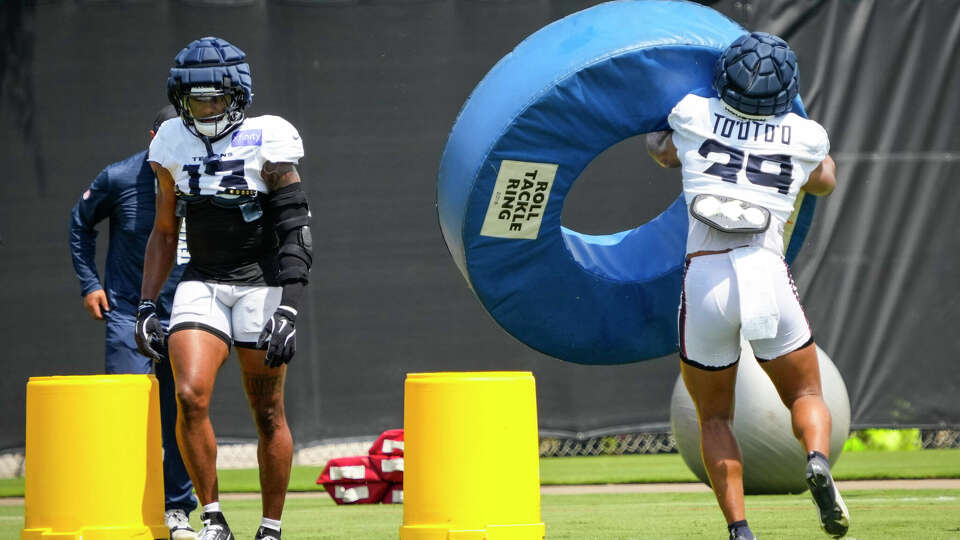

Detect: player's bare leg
[238, 348, 292, 519]
[759, 342, 831, 454]
[680, 361, 745, 526]
[761, 342, 849, 537]
[169, 329, 231, 505]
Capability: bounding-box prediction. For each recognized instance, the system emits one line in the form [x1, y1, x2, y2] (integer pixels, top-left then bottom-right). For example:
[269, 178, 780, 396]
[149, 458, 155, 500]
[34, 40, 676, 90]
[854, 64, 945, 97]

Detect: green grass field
[1, 450, 958, 539]
[2, 489, 959, 539]
[194, 449, 960, 493]
[539, 448, 960, 485]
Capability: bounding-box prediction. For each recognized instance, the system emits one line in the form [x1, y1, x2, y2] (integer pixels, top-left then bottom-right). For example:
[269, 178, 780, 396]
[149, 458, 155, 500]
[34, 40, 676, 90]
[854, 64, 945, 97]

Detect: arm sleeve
[69, 169, 113, 296]
[261, 116, 305, 164]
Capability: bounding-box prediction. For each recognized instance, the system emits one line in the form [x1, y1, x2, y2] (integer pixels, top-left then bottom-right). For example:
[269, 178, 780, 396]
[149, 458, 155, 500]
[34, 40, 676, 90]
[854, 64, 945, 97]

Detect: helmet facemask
[180, 85, 244, 139]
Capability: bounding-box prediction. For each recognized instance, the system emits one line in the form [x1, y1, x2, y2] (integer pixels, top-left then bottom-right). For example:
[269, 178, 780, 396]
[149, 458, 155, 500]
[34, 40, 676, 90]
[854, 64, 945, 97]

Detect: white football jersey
[668, 93, 829, 255]
[149, 114, 304, 196]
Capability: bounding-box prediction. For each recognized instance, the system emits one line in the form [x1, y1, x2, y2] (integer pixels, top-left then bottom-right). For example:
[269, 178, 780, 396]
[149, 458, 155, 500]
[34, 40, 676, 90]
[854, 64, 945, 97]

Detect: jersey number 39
[698, 139, 794, 194]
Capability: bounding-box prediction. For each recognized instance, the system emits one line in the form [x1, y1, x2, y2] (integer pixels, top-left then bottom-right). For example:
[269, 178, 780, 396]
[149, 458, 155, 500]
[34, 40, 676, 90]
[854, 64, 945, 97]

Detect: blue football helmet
[166, 37, 253, 139]
[713, 32, 798, 118]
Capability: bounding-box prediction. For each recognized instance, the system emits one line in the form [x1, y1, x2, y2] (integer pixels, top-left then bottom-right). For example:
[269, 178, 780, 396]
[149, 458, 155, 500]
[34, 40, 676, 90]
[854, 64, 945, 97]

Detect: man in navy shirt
[70, 106, 198, 539]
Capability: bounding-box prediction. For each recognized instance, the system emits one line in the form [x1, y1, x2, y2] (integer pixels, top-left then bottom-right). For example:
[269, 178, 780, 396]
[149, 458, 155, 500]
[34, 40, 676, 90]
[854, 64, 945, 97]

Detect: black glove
[135, 299, 166, 360]
[257, 306, 297, 368]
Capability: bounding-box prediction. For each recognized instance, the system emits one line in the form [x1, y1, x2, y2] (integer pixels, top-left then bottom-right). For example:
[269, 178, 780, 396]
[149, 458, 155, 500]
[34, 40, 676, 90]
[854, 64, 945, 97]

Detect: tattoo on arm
[262, 161, 301, 192]
[244, 373, 284, 399]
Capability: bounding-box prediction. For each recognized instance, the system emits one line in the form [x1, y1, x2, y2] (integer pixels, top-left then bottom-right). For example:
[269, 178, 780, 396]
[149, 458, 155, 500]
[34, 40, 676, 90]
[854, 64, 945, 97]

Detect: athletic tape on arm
[436, 0, 816, 365]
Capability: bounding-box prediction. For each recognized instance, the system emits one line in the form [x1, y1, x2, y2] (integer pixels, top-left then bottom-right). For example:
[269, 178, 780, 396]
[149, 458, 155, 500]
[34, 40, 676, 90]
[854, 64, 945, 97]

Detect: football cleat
[164, 508, 196, 540]
[728, 525, 756, 540]
[254, 526, 282, 540]
[196, 511, 234, 540]
[806, 454, 850, 537]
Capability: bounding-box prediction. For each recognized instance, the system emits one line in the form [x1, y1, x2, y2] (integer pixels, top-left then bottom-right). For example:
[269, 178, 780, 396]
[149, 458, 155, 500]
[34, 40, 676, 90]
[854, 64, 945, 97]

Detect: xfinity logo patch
[231, 129, 262, 147]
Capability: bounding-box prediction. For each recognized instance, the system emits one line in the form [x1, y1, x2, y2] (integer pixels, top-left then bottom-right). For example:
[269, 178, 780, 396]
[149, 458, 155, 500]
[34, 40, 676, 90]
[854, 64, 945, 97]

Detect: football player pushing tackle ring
[137, 36, 311, 540]
[646, 32, 850, 540]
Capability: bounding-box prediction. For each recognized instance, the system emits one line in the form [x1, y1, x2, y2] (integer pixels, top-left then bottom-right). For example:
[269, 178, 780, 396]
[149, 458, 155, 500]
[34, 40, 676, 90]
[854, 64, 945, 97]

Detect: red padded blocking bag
[381, 483, 403, 504]
[368, 429, 404, 456]
[314, 431, 405, 505]
[370, 454, 404, 483]
[317, 456, 388, 504]
[317, 456, 382, 484]
[323, 481, 390, 505]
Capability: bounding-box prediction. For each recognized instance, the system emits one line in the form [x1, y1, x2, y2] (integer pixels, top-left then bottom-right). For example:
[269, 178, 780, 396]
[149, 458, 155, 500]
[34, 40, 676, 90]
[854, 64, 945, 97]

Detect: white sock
[261, 517, 281, 531]
[203, 502, 221, 514]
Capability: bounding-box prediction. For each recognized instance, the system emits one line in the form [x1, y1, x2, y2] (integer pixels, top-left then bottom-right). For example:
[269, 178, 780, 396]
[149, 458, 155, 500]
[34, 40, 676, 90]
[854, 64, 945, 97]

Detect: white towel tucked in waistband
[729, 247, 780, 340]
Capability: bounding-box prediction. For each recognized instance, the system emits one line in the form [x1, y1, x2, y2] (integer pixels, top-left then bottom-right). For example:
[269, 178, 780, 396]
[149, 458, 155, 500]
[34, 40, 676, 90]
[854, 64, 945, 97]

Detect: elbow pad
[268, 183, 312, 285]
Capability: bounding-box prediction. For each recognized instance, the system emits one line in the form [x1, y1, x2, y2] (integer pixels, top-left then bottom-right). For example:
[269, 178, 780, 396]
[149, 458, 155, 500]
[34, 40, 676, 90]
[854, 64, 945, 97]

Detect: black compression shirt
[180, 194, 279, 285]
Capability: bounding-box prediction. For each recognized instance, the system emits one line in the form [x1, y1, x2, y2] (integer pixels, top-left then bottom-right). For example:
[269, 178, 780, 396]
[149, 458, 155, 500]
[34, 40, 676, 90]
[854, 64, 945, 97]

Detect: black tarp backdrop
[0, 0, 957, 450]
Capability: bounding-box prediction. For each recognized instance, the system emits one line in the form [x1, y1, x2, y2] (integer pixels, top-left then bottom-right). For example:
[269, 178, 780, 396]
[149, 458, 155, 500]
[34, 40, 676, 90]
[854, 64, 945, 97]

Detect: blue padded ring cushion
[437, 0, 815, 365]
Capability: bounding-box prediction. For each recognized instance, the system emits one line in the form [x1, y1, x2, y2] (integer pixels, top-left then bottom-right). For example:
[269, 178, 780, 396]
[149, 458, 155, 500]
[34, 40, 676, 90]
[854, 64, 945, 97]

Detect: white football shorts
[169, 281, 282, 349]
[678, 249, 812, 369]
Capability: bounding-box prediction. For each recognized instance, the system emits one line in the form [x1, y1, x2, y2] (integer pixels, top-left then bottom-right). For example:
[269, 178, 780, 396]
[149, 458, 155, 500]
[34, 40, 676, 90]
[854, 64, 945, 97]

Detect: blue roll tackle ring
[437, 0, 816, 365]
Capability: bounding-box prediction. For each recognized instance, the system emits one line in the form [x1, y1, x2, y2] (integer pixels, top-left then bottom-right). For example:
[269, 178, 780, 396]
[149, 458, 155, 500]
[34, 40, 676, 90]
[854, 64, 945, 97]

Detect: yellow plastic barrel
[399, 372, 545, 540]
[21, 375, 167, 540]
